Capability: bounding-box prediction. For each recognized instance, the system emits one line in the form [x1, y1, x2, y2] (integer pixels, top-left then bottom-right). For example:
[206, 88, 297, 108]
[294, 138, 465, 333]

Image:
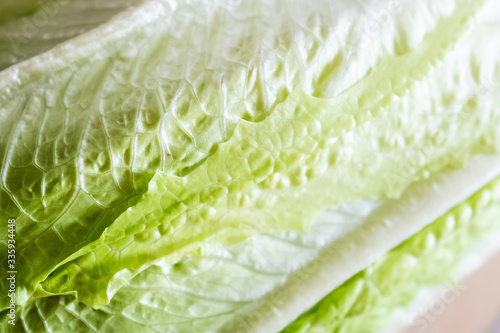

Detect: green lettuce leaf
[3, 162, 500, 333]
[0, 0, 499, 321]
[0, 0, 144, 71]
[282, 176, 500, 333]
[35, 0, 500, 308]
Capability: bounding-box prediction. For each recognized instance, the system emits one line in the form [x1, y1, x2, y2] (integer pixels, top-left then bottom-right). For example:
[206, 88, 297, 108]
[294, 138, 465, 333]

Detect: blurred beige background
[401, 250, 500, 333]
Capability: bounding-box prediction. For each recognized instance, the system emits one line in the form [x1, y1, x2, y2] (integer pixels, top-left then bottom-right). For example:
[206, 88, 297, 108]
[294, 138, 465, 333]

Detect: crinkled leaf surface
[1, 0, 500, 326]
[36, 0, 500, 308]
[2, 165, 500, 333]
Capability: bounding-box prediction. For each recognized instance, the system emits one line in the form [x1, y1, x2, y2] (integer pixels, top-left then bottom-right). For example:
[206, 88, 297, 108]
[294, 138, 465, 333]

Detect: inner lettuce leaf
[2, 163, 500, 333]
[281, 177, 500, 333]
[2, 0, 500, 310]
[0, 0, 487, 310]
[34, 3, 500, 308]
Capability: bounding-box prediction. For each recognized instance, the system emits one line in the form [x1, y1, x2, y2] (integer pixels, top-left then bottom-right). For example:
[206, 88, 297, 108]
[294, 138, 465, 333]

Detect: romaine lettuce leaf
[34, 1, 500, 308]
[3, 160, 500, 333]
[1, 0, 499, 326]
[282, 176, 500, 333]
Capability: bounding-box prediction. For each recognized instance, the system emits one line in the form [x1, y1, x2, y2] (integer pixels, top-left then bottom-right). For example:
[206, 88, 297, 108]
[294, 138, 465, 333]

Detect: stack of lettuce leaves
[1, 0, 500, 332]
